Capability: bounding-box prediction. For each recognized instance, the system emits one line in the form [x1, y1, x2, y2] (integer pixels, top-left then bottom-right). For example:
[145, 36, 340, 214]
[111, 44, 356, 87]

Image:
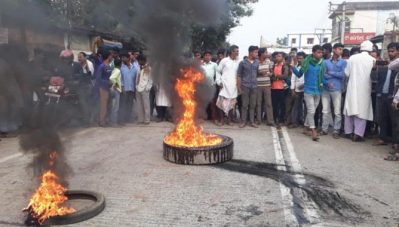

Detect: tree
[191, 0, 259, 53]
[2, 0, 258, 51]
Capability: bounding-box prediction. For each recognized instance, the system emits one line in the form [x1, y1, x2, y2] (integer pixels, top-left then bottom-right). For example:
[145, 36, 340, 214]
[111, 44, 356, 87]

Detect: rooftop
[329, 1, 399, 18]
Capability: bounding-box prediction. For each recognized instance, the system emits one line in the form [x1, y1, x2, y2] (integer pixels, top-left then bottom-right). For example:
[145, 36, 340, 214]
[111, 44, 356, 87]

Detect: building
[329, 1, 399, 45]
[287, 30, 332, 50]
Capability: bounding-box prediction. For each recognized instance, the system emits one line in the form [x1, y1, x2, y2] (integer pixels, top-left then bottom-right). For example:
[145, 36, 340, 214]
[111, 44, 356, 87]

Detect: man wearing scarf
[291, 45, 325, 141]
[344, 41, 376, 142]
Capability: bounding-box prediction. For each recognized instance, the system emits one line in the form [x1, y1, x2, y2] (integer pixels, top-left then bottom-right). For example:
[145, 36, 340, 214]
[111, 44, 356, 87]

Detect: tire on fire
[163, 134, 234, 165]
[47, 190, 105, 225]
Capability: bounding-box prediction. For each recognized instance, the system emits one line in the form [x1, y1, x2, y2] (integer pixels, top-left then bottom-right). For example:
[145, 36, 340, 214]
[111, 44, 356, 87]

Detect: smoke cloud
[131, 0, 228, 119]
[1, 0, 230, 185]
[0, 1, 73, 185]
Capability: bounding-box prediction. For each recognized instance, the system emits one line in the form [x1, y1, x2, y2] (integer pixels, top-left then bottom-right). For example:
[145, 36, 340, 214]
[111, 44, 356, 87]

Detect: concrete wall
[287, 34, 332, 49]
[331, 9, 399, 41]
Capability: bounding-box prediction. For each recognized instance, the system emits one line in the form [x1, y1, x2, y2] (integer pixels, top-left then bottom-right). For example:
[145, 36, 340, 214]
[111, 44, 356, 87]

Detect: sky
[227, 0, 399, 52]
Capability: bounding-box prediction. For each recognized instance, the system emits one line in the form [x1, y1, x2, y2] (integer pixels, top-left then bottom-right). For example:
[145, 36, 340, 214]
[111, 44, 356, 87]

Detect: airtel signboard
[344, 33, 376, 45]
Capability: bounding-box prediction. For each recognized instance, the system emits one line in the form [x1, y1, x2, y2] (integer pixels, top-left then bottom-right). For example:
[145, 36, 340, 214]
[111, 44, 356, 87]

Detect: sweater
[292, 64, 323, 95]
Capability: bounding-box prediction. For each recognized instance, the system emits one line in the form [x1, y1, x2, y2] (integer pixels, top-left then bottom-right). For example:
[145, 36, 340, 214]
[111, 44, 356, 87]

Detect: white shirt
[291, 65, 304, 92]
[216, 57, 240, 99]
[136, 65, 153, 92]
[202, 61, 218, 86]
[389, 58, 399, 71]
[388, 58, 399, 104]
[394, 90, 399, 104]
[83, 60, 94, 75]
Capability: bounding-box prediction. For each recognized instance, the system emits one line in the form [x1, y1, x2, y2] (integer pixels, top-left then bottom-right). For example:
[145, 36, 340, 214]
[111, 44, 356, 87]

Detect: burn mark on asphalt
[214, 159, 370, 224]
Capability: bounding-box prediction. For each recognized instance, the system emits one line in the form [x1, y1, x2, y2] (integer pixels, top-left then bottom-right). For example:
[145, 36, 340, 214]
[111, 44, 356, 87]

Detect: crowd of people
[0, 39, 398, 161]
[202, 41, 399, 161]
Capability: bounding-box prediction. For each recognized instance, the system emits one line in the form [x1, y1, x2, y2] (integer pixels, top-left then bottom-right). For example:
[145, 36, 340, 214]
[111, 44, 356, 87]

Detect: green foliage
[191, 0, 258, 53]
[1, 0, 257, 51]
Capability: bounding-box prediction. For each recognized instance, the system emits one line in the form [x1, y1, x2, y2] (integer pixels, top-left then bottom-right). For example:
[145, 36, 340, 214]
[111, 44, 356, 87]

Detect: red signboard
[344, 33, 376, 45]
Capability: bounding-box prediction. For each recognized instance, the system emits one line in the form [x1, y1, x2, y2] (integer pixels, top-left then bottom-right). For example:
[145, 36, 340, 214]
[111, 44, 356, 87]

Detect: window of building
[307, 38, 314, 45]
[291, 38, 296, 44]
[323, 38, 329, 43]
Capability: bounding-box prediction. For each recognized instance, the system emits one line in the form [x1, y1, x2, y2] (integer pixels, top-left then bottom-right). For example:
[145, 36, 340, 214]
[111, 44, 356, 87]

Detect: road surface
[0, 122, 398, 226]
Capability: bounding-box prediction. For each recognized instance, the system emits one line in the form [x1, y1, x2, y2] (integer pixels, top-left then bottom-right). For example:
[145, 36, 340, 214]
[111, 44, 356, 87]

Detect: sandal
[302, 128, 311, 136]
[384, 155, 399, 161]
[311, 130, 319, 142]
[373, 140, 388, 146]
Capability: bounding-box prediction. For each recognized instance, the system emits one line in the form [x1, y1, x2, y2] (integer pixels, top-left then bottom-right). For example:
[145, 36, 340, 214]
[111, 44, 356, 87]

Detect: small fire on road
[23, 152, 75, 225]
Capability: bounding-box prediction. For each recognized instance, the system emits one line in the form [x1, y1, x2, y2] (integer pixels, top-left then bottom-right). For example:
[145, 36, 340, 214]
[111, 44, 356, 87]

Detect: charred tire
[47, 190, 105, 225]
[163, 134, 234, 165]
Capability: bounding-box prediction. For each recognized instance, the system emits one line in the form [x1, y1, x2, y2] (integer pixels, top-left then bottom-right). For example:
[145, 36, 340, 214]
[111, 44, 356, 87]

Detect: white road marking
[271, 127, 299, 227]
[0, 153, 22, 163]
[281, 127, 321, 225]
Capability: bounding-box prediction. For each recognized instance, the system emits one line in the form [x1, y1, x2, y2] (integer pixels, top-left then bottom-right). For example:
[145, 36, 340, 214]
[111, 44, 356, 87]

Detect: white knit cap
[360, 40, 373, 52]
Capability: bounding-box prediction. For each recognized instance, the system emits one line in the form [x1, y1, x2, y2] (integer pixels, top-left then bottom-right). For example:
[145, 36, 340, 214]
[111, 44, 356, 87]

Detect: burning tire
[45, 190, 105, 225]
[163, 134, 234, 165]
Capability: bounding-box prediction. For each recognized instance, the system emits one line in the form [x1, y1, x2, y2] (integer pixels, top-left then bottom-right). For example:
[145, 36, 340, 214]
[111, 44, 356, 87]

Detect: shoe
[344, 134, 353, 140]
[143, 122, 150, 125]
[239, 123, 246, 128]
[352, 135, 365, 142]
[98, 122, 108, 127]
[320, 131, 328, 136]
[288, 124, 298, 129]
[250, 123, 258, 128]
[332, 132, 340, 139]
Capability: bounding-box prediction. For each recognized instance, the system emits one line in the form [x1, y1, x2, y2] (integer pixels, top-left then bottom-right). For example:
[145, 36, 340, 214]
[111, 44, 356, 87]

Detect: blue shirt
[382, 69, 392, 94]
[323, 58, 347, 92]
[95, 63, 113, 90]
[237, 59, 259, 88]
[292, 64, 323, 95]
[121, 63, 139, 92]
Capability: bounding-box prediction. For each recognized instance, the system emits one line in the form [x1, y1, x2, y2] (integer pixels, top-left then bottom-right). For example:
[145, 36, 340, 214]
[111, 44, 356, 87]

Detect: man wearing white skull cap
[343, 40, 376, 141]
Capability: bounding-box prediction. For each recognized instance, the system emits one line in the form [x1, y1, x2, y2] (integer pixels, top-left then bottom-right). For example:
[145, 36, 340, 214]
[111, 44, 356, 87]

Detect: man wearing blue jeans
[321, 43, 347, 138]
[291, 45, 325, 141]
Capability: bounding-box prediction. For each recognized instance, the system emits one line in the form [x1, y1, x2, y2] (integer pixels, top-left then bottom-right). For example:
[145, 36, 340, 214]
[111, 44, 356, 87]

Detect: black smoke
[131, 0, 228, 120]
[0, 1, 74, 186]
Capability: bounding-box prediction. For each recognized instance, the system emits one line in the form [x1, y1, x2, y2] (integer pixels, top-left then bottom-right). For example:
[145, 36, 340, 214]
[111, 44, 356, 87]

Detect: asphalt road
[0, 122, 398, 226]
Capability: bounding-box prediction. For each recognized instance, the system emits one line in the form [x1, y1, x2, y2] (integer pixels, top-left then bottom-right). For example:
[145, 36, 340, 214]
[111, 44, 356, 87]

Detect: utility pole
[341, 1, 346, 45]
[329, 1, 347, 44]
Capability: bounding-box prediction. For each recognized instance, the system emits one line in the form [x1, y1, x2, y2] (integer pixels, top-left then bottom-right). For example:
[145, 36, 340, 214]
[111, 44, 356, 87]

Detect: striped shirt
[257, 59, 273, 87]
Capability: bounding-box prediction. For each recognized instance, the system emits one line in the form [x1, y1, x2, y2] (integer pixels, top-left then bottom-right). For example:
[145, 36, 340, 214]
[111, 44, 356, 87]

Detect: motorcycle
[39, 75, 81, 127]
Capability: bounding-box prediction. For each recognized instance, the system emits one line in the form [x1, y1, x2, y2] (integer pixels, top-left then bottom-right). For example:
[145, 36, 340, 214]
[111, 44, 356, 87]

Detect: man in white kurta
[344, 41, 376, 140]
[215, 45, 240, 124]
[155, 63, 172, 122]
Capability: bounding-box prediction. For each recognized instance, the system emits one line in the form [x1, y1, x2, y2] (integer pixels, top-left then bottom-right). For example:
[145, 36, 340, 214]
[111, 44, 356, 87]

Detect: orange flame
[164, 67, 222, 147]
[25, 152, 75, 224]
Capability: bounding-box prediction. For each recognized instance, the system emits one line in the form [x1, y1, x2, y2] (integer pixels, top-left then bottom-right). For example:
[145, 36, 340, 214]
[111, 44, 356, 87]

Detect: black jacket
[376, 65, 397, 96]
